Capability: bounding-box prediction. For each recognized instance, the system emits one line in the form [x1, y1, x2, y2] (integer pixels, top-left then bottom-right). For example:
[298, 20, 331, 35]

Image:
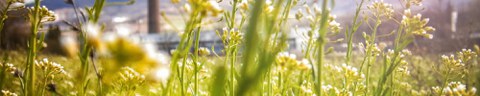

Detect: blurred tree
[0, 7, 30, 50]
[43, 25, 65, 55]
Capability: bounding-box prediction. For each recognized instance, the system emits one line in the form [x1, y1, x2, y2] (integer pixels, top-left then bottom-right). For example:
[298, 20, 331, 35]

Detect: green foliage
[0, 0, 479, 96]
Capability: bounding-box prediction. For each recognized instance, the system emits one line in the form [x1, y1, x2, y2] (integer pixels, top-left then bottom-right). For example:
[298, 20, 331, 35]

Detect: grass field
[1, 0, 479, 96]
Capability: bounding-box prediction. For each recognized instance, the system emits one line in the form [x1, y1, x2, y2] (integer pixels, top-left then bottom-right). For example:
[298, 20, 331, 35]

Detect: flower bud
[198, 47, 211, 56]
[8, 2, 25, 11]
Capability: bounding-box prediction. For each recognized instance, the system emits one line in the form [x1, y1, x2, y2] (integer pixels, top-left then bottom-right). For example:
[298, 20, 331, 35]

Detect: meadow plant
[24, 0, 56, 95]
[109, 67, 145, 95]
[0, 62, 17, 89]
[34, 58, 66, 95]
[432, 49, 478, 96]
[1, 90, 17, 96]
[1, 0, 480, 96]
[432, 81, 477, 96]
[345, 0, 365, 65]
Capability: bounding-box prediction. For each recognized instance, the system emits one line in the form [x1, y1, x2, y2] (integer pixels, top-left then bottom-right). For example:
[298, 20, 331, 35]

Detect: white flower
[82, 22, 102, 48]
[115, 25, 131, 37]
[239, 0, 249, 10]
[143, 43, 171, 65]
[8, 2, 24, 11]
[207, 1, 222, 11]
[471, 87, 477, 93]
[266, 0, 273, 5]
[321, 85, 333, 90]
[298, 59, 312, 70]
[1, 90, 17, 96]
[404, 9, 412, 17]
[265, 6, 274, 13]
[278, 52, 297, 59]
[154, 67, 170, 83]
[84, 23, 100, 38]
[40, 11, 56, 22]
[183, 4, 191, 12]
[329, 21, 340, 27]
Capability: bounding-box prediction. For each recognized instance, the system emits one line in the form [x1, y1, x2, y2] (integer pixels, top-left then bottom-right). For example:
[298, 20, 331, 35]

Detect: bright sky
[25, 0, 34, 4]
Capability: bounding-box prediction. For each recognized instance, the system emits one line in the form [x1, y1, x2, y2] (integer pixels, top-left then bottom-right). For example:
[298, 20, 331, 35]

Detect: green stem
[278, 70, 283, 95]
[295, 71, 305, 95]
[180, 57, 186, 96]
[79, 42, 91, 96]
[25, 0, 41, 95]
[193, 27, 201, 95]
[167, 7, 201, 95]
[439, 69, 451, 96]
[230, 48, 238, 95]
[236, 0, 265, 95]
[314, 0, 329, 95]
[346, 0, 365, 65]
[229, 0, 238, 28]
[267, 69, 271, 95]
[91, 0, 106, 23]
[41, 73, 48, 95]
[227, 0, 240, 94]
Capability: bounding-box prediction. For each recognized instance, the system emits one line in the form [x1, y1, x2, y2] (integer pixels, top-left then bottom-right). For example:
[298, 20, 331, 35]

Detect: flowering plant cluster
[1, 0, 479, 96]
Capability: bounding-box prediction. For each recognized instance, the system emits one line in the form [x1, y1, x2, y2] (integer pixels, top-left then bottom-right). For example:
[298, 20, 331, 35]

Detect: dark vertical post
[148, 0, 160, 33]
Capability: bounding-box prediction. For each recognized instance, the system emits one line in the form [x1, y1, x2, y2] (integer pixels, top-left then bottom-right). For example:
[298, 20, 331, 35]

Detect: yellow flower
[83, 23, 102, 49]
[367, 0, 394, 19]
[329, 20, 341, 33]
[101, 34, 172, 83]
[111, 67, 145, 93]
[1, 63, 17, 74]
[404, 0, 423, 7]
[1, 90, 17, 96]
[359, 42, 382, 56]
[275, 52, 298, 68]
[198, 47, 211, 56]
[264, 5, 274, 13]
[441, 55, 464, 69]
[341, 64, 364, 81]
[104, 38, 148, 67]
[220, 28, 243, 48]
[35, 58, 67, 75]
[205, 0, 223, 16]
[297, 59, 312, 71]
[118, 67, 145, 82]
[435, 82, 477, 96]
[457, 49, 477, 62]
[183, 4, 192, 13]
[239, 0, 249, 10]
[396, 65, 410, 75]
[28, 6, 56, 22]
[401, 9, 435, 39]
[153, 66, 170, 84]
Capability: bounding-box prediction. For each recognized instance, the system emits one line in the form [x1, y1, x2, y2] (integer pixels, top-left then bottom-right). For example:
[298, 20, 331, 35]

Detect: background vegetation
[0, 0, 479, 96]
